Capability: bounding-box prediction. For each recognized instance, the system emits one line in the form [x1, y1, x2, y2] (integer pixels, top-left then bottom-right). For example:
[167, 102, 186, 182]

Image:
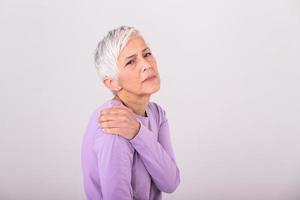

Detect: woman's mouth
[143, 75, 156, 82]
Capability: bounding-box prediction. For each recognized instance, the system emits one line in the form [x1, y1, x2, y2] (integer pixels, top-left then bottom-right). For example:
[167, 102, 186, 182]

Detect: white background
[1, 0, 300, 199]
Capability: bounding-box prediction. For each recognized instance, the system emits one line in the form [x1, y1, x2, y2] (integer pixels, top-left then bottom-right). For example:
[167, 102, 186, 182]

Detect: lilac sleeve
[93, 127, 134, 200]
[129, 109, 181, 193]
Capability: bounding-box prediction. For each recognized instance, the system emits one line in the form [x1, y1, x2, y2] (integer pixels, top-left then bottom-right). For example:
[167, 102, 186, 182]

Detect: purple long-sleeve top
[81, 99, 180, 200]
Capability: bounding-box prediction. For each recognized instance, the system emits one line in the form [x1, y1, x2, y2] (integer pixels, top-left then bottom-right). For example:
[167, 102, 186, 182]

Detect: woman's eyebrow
[125, 47, 150, 60]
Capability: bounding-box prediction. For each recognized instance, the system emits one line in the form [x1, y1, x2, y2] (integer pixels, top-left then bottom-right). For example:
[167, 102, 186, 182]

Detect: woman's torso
[81, 99, 162, 200]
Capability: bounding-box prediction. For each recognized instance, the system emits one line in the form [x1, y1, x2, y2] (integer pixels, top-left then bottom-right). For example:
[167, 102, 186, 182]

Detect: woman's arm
[93, 128, 134, 199]
[129, 109, 181, 193]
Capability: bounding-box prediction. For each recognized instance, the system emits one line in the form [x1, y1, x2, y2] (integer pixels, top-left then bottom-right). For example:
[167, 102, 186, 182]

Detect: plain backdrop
[1, 0, 300, 199]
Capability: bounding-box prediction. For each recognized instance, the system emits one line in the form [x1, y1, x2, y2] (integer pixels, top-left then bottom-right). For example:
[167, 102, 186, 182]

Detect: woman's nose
[140, 58, 151, 71]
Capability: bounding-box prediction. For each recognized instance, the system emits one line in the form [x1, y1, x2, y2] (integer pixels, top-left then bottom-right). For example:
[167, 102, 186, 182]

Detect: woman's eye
[145, 52, 152, 57]
[126, 60, 134, 66]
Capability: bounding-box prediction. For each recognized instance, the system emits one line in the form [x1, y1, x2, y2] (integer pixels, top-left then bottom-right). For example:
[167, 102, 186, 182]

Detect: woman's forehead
[120, 36, 149, 58]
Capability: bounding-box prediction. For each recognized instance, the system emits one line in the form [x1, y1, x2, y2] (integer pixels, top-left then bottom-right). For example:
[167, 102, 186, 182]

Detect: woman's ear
[102, 76, 122, 92]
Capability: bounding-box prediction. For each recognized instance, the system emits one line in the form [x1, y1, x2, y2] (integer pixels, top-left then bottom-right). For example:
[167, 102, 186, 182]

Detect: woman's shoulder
[148, 101, 168, 125]
[85, 99, 116, 130]
[92, 98, 119, 115]
[87, 99, 168, 127]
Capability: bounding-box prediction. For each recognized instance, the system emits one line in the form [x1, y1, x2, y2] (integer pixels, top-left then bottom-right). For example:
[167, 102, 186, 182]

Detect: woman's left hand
[98, 104, 141, 140]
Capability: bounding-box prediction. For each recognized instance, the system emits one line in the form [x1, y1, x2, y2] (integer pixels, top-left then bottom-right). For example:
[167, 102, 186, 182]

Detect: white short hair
[94, 25, 142, 94]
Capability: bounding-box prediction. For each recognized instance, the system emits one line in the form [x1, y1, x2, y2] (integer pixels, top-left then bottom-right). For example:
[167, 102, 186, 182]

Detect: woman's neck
[113, 93, 150, 117]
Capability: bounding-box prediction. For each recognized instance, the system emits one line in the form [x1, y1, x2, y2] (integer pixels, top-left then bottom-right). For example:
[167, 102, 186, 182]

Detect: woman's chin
[148, 84, 160, 94]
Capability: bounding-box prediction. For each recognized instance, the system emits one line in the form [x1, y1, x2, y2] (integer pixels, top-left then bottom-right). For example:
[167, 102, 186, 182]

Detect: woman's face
[116, 35, 160, 96]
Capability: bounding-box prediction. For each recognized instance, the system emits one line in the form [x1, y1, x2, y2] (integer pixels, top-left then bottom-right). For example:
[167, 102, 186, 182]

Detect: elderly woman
[81, 26, 180, 200]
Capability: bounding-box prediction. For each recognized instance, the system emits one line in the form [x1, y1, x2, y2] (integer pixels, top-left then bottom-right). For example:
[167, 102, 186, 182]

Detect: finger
[102, 127, 120, 135]
[101, 108, 122, 115]
[99, 112, 121, 122]
[100, 120, 128, 129]
[99, 108, 128, 117]
[113, 105, 133, 115]
[106, 109, 132, 118]
[98, 113, 119, 122]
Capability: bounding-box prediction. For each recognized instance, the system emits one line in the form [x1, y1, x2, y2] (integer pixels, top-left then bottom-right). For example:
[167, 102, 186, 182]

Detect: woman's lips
[143, 75, 156, 82]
